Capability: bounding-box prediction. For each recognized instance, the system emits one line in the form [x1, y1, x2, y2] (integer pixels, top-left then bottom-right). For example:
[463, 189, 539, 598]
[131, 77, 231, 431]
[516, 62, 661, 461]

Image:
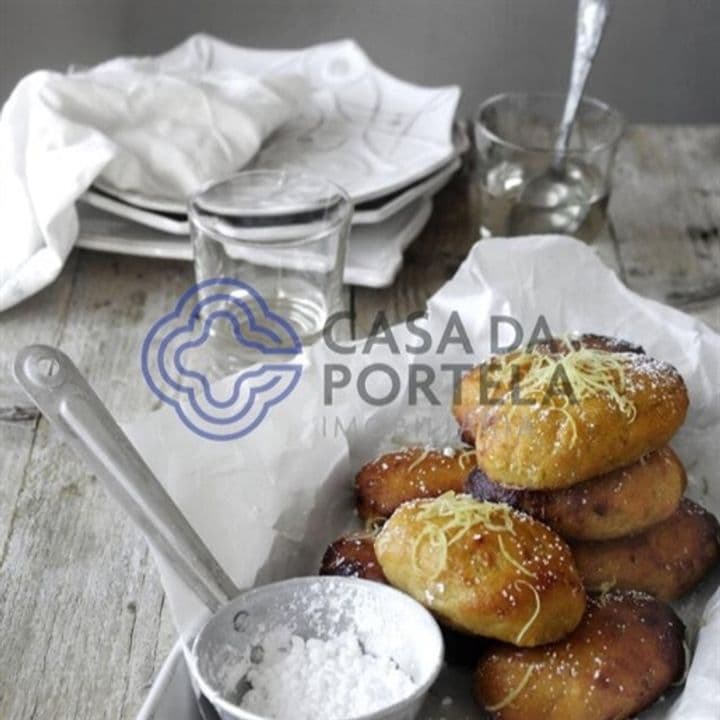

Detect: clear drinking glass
[189, 170, 351, 371]
[474, 92, 624, 241]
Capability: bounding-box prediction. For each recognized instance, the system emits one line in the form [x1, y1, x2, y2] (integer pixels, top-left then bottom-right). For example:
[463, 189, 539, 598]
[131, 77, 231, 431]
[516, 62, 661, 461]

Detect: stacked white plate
[77, 41, 464, 287]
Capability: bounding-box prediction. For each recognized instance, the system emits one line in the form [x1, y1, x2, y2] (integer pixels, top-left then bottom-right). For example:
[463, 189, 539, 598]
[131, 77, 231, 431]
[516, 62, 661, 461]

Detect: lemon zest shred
[410, 524, 448, 580]
[497, 340, 638, 447]
[457, 448, 477, 470]
[596, 577, 617, 595]
[498, 534, 537, 578]
[408, 448, 431, 473]
[409, 492, 519, 579]
[486, 663, 537, 711]
[514, 579, 541, 644]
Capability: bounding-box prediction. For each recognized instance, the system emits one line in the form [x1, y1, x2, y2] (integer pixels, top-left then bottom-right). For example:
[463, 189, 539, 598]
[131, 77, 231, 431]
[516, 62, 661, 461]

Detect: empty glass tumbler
[474, 92, 624, 241]
[189, 170, 351, 371]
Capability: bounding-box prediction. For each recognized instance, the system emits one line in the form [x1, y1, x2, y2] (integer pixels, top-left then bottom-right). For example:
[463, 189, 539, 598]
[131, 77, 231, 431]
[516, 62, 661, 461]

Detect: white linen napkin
[0, 34, 309, 311]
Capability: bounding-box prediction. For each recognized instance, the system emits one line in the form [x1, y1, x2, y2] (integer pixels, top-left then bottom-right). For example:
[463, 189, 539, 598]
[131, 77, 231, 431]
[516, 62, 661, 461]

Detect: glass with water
[475, 93, 624, 241]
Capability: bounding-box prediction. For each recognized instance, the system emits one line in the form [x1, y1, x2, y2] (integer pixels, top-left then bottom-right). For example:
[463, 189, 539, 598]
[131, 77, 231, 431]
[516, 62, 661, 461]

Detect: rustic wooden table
[1, 125, 718, 719]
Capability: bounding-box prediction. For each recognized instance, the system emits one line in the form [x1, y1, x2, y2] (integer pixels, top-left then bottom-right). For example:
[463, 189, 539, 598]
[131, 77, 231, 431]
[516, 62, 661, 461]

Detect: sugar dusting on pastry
[486, 663, 538, 711]
[475, 591, 686, 719]
[407, 492, 548, 643]
[502, 342, 639, 445]
[355, 447, 474, 520]
[409, 492, 518, 580]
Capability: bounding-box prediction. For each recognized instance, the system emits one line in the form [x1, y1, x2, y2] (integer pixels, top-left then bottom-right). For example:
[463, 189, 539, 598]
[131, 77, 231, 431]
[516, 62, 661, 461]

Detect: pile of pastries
[319, 334, 719, 719]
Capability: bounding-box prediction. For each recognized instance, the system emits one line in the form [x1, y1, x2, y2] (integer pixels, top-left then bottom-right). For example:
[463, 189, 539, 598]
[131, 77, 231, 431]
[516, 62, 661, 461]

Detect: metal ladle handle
[553, 0, 610, 169]
[14, 345, 239, 613]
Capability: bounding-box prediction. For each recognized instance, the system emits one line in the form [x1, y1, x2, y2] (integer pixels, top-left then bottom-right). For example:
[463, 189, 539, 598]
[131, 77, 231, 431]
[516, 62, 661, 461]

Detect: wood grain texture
[0, 125, 718, 719]
[0, 252, 191, 720]
[610, 125, 720, 309]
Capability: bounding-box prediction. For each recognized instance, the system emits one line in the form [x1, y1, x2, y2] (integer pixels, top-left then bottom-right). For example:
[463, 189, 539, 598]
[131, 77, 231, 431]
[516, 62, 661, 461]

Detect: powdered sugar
[194, 578, 442, 720]
[238, 627, 417, 719]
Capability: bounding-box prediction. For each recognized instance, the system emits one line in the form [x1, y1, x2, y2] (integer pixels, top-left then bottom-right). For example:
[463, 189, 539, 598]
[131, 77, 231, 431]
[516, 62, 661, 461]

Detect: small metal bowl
[191, 576, 444, 720]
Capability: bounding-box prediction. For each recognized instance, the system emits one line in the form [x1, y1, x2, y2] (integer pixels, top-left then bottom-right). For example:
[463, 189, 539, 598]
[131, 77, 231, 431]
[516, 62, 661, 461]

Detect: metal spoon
[14, 345, 240, 612]
[15, 345, 234, 718]
[509, 0, 610, 235]
[14, 344, 444, 720]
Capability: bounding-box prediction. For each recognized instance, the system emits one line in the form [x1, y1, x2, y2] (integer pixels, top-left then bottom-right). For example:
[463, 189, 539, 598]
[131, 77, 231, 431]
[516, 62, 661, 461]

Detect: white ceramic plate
[82, 122, 466, 236]
[80, 155, 459, 235]
[350, 155, 460, 225]
[80, 189, 190, 235]
[76, 198, 432, 288]
[92, 40, 459, 209]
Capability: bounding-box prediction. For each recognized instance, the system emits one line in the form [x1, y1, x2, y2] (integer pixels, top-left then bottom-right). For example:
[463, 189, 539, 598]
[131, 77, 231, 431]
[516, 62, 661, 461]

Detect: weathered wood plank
[0, 252, 78, 579]
[0, 251, 193, 720]
[610, 126, 720, 311]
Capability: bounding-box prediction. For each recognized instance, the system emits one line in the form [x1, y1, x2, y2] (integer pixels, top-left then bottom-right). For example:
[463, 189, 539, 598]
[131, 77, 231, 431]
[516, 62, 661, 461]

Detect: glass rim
[475, 91, 625, 155]
[187, 168, 353, 248]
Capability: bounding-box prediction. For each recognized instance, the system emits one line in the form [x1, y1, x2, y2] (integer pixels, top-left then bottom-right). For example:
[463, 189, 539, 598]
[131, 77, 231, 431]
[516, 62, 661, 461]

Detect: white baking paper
[124, 235, 720, 720]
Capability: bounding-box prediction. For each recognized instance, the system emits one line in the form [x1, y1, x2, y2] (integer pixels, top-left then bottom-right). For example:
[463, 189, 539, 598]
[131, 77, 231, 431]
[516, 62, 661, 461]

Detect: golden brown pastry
[319, 532, 387, 582]
[571, 498, 720, 601]
[466, 447, 687, 541]
[355, 446, 475, 521]
[474, 591, 685, 720]
[374, 492, 586, 646]
[453, 334, 643, 445]
[454, 343, 688, 490]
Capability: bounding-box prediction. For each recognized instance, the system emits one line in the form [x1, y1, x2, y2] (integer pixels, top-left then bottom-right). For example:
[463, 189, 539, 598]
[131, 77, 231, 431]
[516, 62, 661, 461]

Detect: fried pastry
[355, 446, 475, 521]
[319, 532, 387, 582]
[455, 344, 688, 490]
[453, 334, 643, 445]
[374, 492, 586, 646]
[571, 498, 720, 601]
[474, 591, 685, 720]
[466, 447, 686, 540]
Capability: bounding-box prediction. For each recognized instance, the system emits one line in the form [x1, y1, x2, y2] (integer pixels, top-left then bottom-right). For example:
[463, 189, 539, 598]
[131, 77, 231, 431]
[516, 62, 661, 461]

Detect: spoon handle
[554, 0, 610, 168]
[14, 345, 239, 612]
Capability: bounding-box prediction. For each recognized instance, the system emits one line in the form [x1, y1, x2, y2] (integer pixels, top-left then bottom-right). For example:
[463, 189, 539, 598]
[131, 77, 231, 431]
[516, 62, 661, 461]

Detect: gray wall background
[1, 0, 718, 122]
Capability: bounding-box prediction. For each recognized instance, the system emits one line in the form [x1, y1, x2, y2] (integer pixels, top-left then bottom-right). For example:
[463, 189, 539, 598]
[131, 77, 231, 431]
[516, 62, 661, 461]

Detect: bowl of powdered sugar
[191, 575, 444, 720]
